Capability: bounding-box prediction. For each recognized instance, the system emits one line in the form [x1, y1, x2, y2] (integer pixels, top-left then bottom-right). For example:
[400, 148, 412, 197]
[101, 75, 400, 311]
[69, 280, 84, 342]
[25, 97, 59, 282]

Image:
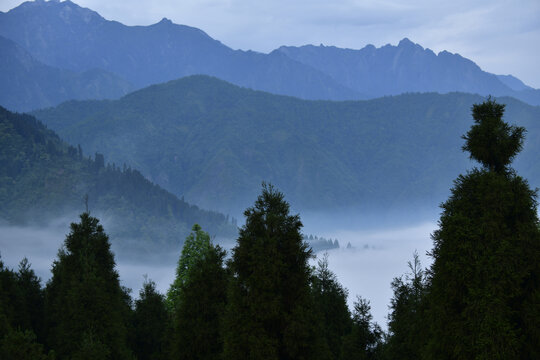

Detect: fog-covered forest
[1, 1, 540, 358]
[1, 99, 539, 359]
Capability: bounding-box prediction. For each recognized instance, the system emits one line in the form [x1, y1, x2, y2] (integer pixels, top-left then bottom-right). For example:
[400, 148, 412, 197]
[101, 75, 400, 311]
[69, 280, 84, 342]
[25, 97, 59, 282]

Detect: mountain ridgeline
[276, 40, 540, 104]
[0, 106, 237, 250]
[0, 35, 134, 112]
[32, 76, 540, 214]
[0, 0, 538, 112]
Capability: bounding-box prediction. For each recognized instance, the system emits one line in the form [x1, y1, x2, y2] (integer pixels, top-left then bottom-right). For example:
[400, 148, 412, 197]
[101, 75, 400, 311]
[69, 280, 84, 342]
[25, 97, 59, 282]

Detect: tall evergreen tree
[223, 184, 321, 360]
[45, 212, 132, 359]
[16, 258, 45, 343]
[385, 252, 427, 360]
[132, 278, 170, 360]
[172, 239, 228, 360]
[341, 296, 383, 360]
[424, 99, 540, 359]
[311, 253, 351, 360]
[0, 257, 52, 359]
[167, 223, 212, 312]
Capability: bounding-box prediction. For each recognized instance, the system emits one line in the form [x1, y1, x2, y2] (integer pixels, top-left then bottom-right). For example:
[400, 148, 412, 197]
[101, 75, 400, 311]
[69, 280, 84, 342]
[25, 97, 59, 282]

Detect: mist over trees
[1, 99, 539, 358]
[0, 105, 237, 251]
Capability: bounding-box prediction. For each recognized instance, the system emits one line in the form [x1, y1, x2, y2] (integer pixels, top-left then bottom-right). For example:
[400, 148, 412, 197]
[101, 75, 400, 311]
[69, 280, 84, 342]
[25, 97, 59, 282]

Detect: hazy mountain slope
[497, 74, 533, 91]
[0, 0, 359, 100]
[33, 76, 540, 214]
[0, 35, 134, 112]
[276, 39, 540, 105]
[0, 106, 236, 250]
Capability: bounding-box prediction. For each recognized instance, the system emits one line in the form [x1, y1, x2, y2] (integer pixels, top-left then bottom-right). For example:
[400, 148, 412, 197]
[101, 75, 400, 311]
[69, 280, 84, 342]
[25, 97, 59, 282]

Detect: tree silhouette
[45, 213, 132, 359]
[425, 99, 540, 359]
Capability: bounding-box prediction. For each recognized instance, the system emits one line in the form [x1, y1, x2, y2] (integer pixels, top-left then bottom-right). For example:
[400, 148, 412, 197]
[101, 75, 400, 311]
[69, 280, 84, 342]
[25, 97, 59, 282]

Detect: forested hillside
[33, 75, 540, 213]
[0, 106, 236, 250]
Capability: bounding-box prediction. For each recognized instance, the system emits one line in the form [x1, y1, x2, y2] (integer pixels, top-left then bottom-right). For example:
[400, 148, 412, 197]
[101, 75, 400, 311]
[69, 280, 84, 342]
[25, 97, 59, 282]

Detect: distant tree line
[303, 234, 340, 252]
[1, 99, 539, 359]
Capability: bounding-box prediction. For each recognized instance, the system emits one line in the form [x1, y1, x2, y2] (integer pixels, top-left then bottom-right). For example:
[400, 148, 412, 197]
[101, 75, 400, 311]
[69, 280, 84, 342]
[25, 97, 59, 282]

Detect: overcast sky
[1, 0, 539, 87]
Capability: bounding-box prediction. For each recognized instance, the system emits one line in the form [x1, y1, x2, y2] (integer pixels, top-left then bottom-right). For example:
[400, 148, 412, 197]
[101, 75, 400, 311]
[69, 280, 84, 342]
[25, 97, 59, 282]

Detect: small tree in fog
[167, 223, 212, 312]
[341, 296, 383, 360]
[385, 251, 427, 360]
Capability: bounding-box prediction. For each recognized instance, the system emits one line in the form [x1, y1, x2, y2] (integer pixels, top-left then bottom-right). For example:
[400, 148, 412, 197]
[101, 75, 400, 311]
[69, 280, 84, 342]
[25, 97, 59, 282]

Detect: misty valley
[1, 1, 540, 359]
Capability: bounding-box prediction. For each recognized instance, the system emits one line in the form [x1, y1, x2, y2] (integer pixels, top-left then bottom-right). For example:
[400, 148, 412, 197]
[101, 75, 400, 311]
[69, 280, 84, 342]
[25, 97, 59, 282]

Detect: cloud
[311, 222, 436, 328]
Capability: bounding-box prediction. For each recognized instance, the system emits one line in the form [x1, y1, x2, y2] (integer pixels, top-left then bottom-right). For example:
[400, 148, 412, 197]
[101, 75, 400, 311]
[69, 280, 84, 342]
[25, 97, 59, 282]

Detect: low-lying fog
[0, 210, 438, 329]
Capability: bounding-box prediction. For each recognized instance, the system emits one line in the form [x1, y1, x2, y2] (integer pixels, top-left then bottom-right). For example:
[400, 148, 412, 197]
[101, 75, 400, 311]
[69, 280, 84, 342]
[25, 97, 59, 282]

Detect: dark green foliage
[0, 106, 236, 250]
[463, 98, 525, 173]
[15, 258, 45, 343]
[384, 252, 427, 360]
[0, 329, 54, 360]
[341, 297, 383, 360]
[167, 224, 213, 311]
[425, 99, 540, 359]
[0, 257, 51, 358]
[0, 257, 19, 337]
[45, 213, 132, 359]
[172, 240, 228, 360]
[224, 184, 320, 359]
[311, 253, 351, 360]
[0, 257, 44, 335]
[32, 76, 540, 213]
[132, 279, 170, 360]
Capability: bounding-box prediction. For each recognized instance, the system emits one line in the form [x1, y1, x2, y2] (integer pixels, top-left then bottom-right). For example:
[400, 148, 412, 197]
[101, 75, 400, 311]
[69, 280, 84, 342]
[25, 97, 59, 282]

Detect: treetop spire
[462, 97, 525, 173]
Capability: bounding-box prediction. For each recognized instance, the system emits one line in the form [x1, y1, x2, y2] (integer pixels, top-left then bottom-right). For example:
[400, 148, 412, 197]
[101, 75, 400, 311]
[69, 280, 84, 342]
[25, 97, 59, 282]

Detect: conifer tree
[16, 258, 45, 343]
[311, 253, 351, 360]
[223, 184, 321, 360]
[167, 223, 212, 312]
[45, 212, 132, 359]
[385, 252, 427, 360]
[172, 239, 228, 360]
[133, 278, 170, 360]
[341, 296, 382, 360]
[425, 99, 540, 359]
[0, 257, 52, 359]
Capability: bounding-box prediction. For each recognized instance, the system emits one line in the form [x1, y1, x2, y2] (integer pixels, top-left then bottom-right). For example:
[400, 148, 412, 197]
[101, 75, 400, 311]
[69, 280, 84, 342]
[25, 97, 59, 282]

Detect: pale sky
[1, 0, 539, 87]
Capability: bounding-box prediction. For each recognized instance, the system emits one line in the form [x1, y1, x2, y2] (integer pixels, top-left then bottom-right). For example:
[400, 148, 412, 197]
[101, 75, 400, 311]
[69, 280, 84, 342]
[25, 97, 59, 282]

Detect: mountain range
[1, 0, 539, 112]
[32, 75, 540, 215]
[0, 35, 133, 112]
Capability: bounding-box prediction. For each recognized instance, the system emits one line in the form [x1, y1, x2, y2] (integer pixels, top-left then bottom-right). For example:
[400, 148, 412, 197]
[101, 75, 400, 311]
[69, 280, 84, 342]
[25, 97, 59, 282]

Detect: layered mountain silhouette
[33, 76, 540, 214]
[0, 0, 359, 111]
[1, 0, 538, 112]
[0, 35, 133, 112]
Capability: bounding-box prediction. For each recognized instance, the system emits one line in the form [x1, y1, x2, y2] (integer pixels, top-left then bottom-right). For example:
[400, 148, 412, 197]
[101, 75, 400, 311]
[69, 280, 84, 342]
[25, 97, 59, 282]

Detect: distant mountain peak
[397, 37, 424, 51]
[398, 37, 414, 46]
[9, 0, 104, 23]
[157, 17, 172, 25]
